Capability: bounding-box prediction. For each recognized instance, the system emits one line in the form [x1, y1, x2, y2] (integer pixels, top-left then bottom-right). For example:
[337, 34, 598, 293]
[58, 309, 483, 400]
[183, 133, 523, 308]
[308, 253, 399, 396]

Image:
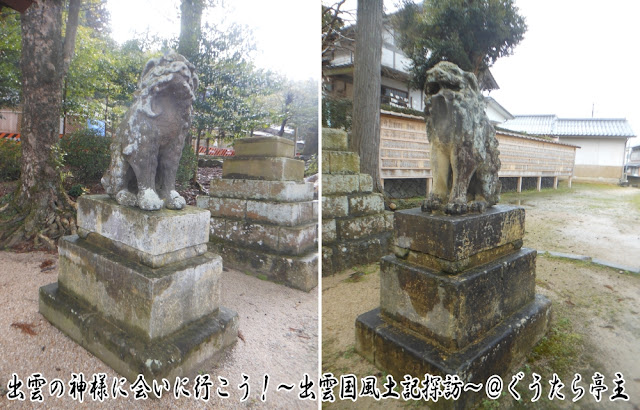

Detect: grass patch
[342, 262, 380, 283]
[629, 190, 640, 212]
[529, 317, 582, 374]
[390, 196, 424, 210]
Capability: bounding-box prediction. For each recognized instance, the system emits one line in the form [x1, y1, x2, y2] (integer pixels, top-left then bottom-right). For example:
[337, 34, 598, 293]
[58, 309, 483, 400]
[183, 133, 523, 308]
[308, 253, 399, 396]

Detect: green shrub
[380, 103, 424, 117]
[58, 128, 111, 183]
[68, 183, 87, 198]
[304, 154, 318, 177]
[0, 139, 21, 181]
[176, 143, 197, 187]
[322, 95, 352, 131]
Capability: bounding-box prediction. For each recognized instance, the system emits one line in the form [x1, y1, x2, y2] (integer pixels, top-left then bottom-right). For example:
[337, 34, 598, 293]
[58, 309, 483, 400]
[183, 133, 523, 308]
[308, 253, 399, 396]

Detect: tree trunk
[0, 0, 80, 250]
[351, 0, 384, 194]
[178, 0, 204, 62]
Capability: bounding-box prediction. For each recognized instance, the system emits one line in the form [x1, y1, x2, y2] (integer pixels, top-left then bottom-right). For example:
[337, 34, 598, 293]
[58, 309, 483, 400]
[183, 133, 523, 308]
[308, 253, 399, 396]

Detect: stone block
[359, 174, 373, 193]
[203, 197, 247, 219]
[380, 249, 536, 350]
[321, 246, 334, 275]
[355, 295, 551, 409]
[208, 179, 314, 202]
[209, 243, 318, 292]
[322, 128, 348, 151]
[322, 195, 349, 219]
[322, 233, 391, 276]
[245, 200, 316, 226]
[322, 219, 337, 244]
[77, 195, 209, 268]
[322, 174, 360, 195]
[211, 220, 316, 256]
[394, 205, 525, 262]
[222, 157, 304, 181]
[277, 223, 317, 255]
[324, 151, 360, 174]
[40, 282, 238, 383]
[209, 217, 226, 239]
[336, 212, 393, 241]
[233, 136, 294, 158]
[398, 240, 523, 274]
[58, 235, 222, 340]
[349, 193, 385, 216]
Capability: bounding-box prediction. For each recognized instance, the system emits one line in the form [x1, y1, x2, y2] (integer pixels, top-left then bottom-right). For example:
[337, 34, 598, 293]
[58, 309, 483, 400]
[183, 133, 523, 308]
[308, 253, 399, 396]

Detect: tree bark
[0, 0, 80, 249]
[178, 0, 204, 63]
[351, 0, 384, 193]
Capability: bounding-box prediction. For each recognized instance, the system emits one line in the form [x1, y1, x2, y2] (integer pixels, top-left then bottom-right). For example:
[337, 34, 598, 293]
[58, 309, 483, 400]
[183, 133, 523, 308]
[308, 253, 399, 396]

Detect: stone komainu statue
[101, 52, 198, 210]
[421, 61, 501, 215]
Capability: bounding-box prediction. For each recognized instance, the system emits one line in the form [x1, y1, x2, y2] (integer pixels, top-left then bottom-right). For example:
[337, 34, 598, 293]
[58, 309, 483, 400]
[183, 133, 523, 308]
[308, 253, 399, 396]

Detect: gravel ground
[0, 250, 318, 409]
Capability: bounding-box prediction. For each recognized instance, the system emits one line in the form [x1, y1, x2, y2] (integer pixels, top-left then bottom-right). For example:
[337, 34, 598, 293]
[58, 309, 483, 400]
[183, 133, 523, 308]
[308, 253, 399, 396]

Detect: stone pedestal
[39, 195, 239, 382]
[199, 136, 318, 291]
[321, 129, 393, 275]
[356, 205, 551, 408]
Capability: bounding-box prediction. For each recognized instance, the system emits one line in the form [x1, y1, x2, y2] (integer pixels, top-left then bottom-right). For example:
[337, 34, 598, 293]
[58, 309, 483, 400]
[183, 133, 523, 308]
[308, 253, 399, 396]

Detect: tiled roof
[501, 115, 635, 138]
[554, 118, 635, 137]
[500, 115, 558, 135]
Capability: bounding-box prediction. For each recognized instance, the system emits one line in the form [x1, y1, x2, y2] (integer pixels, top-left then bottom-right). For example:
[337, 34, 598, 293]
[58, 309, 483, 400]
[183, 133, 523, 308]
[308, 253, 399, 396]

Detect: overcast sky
[489, 0, 640, 147]
[106, 0, 319, 82]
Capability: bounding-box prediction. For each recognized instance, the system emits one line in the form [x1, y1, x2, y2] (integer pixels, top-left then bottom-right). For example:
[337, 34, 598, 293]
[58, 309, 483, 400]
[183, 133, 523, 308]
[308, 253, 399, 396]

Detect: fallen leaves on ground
[10, 322, 38, 336]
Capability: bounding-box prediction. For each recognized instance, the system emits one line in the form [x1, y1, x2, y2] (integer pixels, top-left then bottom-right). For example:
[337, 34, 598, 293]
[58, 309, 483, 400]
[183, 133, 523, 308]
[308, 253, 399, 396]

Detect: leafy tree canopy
[394, 0, 527, 90]
[0, 9, 22, 107]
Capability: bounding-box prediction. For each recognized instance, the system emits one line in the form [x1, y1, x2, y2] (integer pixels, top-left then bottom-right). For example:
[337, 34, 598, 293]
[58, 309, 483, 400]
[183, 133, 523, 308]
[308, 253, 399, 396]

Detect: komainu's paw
[165, 190, 186, 210]
[468, 200, 488, 213]
[421, 194, 444, 213]
[137, 188, 163, 210]
[445, 201, 468, 215]
[115, 189, 137, 207]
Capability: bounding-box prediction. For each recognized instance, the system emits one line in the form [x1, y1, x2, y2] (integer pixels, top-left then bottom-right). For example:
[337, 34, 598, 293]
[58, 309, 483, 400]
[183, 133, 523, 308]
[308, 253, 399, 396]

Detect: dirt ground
[0, 251, 318, 409]
[323, 182, 640, 409]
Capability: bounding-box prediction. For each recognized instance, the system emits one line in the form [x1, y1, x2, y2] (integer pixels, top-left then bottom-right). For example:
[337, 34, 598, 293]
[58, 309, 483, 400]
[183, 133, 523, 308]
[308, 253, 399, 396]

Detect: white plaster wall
[409, 89, 424, 110]
[381, 46, 395, 69]
[559, 138, 627, 166]
[486, 105, 505, 124]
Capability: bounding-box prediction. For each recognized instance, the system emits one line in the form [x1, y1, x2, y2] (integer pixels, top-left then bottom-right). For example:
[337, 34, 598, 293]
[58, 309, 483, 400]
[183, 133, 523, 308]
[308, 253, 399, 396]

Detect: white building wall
[560, 138, 626, 167]
[381, 46, 395, 69]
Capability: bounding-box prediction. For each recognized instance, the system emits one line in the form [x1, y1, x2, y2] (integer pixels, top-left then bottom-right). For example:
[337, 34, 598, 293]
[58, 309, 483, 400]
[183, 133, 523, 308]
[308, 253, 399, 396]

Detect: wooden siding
[498, 134, 576, 177]
[380, 112, 431, 179]
[379, 111, 576, 180]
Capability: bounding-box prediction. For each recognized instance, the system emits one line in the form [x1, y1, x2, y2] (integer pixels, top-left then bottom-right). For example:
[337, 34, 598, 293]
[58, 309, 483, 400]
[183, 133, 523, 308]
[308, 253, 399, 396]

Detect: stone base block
[322, 128, 348, 151]
[322, 174, 373, 195]
[380, 250, 536, 350]
[58, 235, 222, 340]
[222, 157, 304, 181]
[77, 195, 209, 268]
[206, 179, 314, 202]
[209, 242, 317, 292]
[322, 151, 360, 174]
[394, 205, 525, 263]
[210, 218, 316, 256]
[322, 233, 392, 276]
[200, 196, 317, 227]
[233, 136, 294, 158]
[40, 283, 238, 383]
[336, 212, 394, 241]
[355, 294, 551, 409]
